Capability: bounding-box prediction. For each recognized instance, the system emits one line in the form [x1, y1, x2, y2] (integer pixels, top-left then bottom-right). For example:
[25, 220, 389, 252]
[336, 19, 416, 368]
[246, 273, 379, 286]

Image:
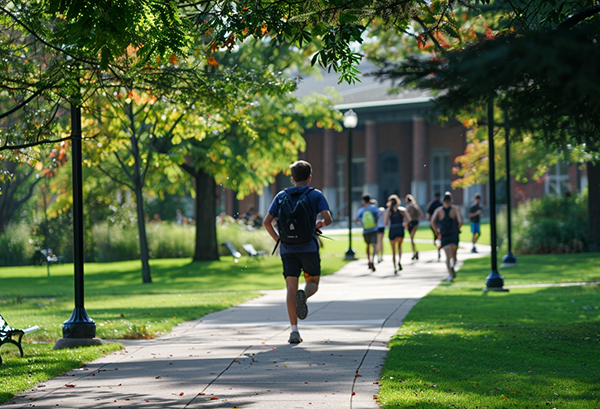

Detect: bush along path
[1, 247, 485, 408]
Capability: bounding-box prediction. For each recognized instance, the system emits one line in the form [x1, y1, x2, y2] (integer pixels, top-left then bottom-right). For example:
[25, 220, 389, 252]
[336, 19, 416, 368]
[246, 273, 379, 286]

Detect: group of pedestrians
[354, 192, 424, 274]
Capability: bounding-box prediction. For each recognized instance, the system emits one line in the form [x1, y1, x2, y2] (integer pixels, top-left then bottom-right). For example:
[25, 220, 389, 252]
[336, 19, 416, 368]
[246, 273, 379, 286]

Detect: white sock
[291, 325, 298, 332]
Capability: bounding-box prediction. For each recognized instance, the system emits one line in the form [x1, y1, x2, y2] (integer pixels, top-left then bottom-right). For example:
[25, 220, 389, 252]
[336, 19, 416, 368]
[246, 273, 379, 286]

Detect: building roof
[294, 60, 433, 110]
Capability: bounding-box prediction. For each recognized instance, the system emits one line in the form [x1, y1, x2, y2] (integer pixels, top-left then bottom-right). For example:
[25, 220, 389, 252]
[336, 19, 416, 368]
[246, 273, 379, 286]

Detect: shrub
[147, 223, 195, 258]
[0, 222, 36, 266]
[92, 222, 142, 262]
[511, 192, 588, 254]
[92, 218, 272, 261]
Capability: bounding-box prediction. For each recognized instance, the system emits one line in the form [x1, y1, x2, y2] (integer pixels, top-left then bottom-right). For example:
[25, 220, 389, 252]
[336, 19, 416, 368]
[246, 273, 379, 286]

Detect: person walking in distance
[354, 193, 381, 272]
[431, 191, 462, 282]
[468, 193, 482, 253]
[263, 160, 332, 344]
[425, 192, 443, 261]
[405, 194, 424, 260]
[384, 195, 411, 274]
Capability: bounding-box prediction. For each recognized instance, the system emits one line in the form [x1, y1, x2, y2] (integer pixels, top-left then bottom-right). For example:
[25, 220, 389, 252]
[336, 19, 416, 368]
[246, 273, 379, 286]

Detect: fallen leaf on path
[65, 385, 75, 388]
[210, 396, 219, 400]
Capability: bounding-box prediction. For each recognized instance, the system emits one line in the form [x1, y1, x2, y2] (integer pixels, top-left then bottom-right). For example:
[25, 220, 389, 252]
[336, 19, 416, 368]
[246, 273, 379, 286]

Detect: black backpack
[277, 187, 315, 244]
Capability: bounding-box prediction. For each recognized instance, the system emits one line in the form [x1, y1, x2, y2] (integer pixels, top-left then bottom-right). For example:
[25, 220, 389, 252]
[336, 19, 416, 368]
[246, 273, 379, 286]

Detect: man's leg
[285, 276, 300, 326]
[304, 273, 320, 298]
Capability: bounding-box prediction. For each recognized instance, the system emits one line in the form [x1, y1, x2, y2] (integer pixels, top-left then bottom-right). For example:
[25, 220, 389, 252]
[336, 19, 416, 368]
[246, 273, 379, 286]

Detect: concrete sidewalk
[4, 244, 488, 409]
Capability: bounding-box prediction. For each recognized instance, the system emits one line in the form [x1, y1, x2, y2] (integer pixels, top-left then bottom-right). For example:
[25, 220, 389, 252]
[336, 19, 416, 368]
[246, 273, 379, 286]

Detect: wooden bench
[221, 242, 242, 259]
[242, 244, 268, 258]
[0, 313, 39, 364]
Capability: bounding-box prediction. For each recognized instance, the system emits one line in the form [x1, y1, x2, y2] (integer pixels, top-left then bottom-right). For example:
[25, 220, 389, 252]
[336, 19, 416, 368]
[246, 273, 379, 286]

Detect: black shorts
[408, 220, 419, 231]
[281, 252, 321, 278]
[363, 231, 378, 244]
[389, 225, 405, 240]
[441, 234, 459, 248]
[377, 227, 385, 234]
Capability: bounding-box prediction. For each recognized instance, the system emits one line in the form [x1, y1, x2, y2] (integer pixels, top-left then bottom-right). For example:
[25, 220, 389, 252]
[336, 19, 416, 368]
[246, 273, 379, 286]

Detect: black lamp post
[344, 109, 358, 261]
[54, 104, 99, 349]
[485, 96, 508, 291]
[502, 109, 517, 266]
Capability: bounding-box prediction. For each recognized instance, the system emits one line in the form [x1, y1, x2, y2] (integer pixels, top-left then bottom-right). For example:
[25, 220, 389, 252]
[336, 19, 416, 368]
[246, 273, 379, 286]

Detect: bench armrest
[22, 325, 40, 334]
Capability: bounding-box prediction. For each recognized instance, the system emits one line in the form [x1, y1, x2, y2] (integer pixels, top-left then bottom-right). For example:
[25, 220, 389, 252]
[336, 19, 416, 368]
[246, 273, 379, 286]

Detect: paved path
[4, 243, 488, 409]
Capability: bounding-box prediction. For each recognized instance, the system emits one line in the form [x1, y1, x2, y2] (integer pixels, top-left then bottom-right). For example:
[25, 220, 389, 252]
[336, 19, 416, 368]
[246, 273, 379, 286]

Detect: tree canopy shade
[378, 20, 600, 151]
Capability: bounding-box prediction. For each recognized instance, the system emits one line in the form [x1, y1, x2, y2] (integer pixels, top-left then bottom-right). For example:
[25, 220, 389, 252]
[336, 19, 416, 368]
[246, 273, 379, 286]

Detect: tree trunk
[193, 168, 219, 261]
[134, 180, 152, 283]
[587, 162, 600, 252]
[130, 129, 152, 283]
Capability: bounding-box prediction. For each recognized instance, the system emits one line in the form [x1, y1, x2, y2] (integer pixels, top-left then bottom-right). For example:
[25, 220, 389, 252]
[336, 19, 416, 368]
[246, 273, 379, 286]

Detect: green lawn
[3, 231, 598, 407]
[0, 255, 346, 402]
[378, 253, 600, 408]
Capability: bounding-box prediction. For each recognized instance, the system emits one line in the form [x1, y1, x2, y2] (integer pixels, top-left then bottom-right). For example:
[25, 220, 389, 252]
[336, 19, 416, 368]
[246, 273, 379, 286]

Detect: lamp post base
[485, 269, 509, 292]
[501, 252, 517, 268]
[344, 249, 357, 261]
[62, 307, 97, 339]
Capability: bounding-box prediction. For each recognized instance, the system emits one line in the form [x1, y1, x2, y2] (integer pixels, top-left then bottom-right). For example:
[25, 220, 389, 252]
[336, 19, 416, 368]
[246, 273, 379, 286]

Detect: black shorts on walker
[363, 231, 378, 244]
[282, 252, 321, 278]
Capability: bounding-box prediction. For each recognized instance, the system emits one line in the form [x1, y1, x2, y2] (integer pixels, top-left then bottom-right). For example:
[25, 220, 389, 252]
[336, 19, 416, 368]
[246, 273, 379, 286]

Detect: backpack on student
[277, 187, 315, 244]
[361, 208, 377, 230]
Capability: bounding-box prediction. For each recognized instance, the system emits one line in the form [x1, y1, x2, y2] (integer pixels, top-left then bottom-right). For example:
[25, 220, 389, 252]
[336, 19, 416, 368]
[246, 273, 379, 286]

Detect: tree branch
[0, 4, 99, 66]
[558, 5, 600, 30]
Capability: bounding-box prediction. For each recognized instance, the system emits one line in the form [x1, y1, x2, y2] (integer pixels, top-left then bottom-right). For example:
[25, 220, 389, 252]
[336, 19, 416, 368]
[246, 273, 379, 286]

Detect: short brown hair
[290, 160, 312, 182]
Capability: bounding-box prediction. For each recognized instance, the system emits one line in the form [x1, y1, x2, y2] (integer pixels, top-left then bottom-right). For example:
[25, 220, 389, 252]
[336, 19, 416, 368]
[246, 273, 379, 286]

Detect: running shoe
[296, 289, 308, 320]
[398, 262, 403, 271]
[288, 331, 302, 344]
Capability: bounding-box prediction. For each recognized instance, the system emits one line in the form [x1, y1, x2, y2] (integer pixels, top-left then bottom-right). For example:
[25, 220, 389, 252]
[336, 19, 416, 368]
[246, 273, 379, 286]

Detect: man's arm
[455, 206, 463, 230]
[263, 213, 279, 242]
[425, 201, 432, 221]
[467, 206, 482, 218]
[317, 210, 333, 230]
[431, 208, 440, 236]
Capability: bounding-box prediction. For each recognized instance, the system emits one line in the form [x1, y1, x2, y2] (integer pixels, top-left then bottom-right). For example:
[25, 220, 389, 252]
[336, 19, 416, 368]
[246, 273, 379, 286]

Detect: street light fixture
[344, 109, 358, 261]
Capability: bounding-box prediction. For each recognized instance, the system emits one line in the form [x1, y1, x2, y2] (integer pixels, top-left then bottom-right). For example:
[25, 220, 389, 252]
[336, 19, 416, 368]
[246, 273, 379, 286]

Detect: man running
[264, 160, 332, 344]
[431, 192, 462, 282]
[468, 193, 482, 253]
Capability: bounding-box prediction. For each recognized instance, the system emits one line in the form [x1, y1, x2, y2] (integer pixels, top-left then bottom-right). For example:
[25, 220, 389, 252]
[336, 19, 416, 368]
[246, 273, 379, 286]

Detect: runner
[431, 191, 462, 282]
[354, 194, 381, 272]
[405, 194, 424, 260]
[468, 193, 482, 253]
[263, 160, 332, 344]
[384, 194, 411, 274]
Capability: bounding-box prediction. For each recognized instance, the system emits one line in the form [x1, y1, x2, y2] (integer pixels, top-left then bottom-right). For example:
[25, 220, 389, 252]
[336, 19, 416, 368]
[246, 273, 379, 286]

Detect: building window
[546, 162, 570, 195]
[378, 151, 400, 205]
[336, 155, 365, 218]
[430, 148, 451, 196]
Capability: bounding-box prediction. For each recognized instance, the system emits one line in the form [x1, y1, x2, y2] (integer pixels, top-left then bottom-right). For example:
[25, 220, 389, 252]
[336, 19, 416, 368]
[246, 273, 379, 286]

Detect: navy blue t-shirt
[268, 186, 330, 254]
